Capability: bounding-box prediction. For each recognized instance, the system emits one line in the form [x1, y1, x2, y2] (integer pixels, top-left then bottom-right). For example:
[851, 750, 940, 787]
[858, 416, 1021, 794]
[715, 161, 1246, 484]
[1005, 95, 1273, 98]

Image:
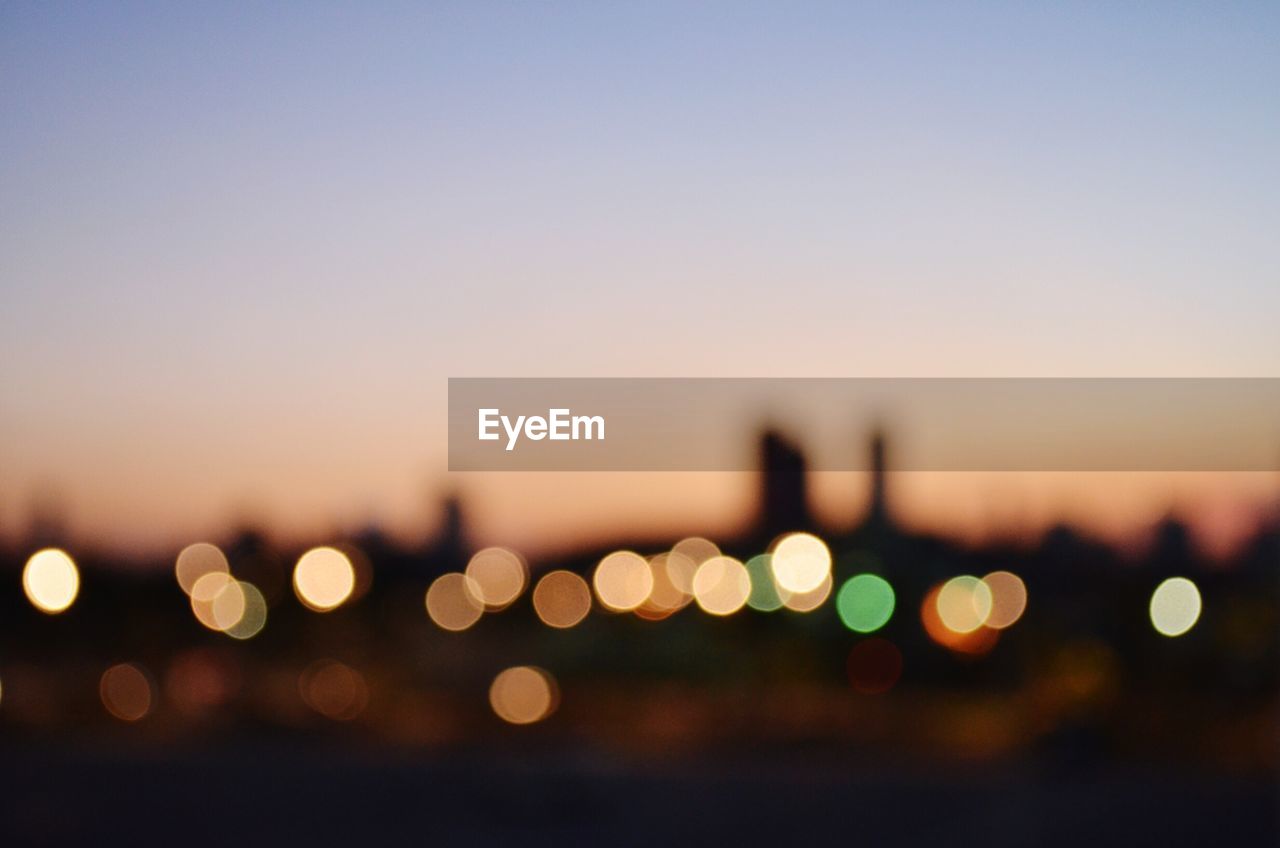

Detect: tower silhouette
[756, 429, 812, 540]
[866, 428, 893, 532]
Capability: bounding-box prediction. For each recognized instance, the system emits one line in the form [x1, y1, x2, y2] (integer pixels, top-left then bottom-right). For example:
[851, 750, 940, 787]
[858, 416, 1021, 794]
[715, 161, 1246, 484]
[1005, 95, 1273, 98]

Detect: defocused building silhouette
[755, 429, 813, 542]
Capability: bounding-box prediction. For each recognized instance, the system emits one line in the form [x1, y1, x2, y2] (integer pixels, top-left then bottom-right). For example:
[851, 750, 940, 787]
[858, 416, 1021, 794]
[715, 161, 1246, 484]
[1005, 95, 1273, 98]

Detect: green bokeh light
[836, 574, 895, 632]
[745, 554, 783, 611]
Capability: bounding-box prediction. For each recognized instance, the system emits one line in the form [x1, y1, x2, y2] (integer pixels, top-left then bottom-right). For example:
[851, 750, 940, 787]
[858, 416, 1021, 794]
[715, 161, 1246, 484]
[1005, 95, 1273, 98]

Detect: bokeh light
[190, 572, 246, 633]
[293, 546, 356, 612]
[770, 533, 832, 594]
[489, 666, 558, 725]
[1149, 576, 1202, 637]
[921, 583, 999, 655]
[691, 555, 751, 616]
[779, 572, 832, 612]
[100, 663, 154, 721]
[846, 638, 903, 694]
[671, 537, 720, 569]
[174, 542, 230, 596]
[593, 551, 653, 612]
[465, 547, 528, 611]
[935, 575, 993, 634]
[22, 548, 80, 614]
[300, 660, 368, 720]
[982, 571, 1027, 630]
[744, 553, 784, 612]
[426, 572, 485, 631]
[835, 573, 896, 633]
[532, 570, 592, 628]
[225, 582, 268, 640]
[637, 553, 695, 620]
[165, 648, 241, 717]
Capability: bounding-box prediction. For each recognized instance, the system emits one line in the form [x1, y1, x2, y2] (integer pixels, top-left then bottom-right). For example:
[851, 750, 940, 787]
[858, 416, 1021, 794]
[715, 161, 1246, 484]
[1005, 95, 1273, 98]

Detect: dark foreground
[1, 743, 1274, 847]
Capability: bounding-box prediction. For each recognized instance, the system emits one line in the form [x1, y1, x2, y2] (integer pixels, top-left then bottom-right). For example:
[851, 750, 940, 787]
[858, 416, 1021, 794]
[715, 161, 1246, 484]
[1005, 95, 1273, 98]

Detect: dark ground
[2, 742, 1274, 847]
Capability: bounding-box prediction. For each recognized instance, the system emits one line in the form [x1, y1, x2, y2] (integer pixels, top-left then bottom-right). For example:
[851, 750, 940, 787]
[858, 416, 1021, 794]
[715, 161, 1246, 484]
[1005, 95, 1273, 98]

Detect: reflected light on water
[489, 666, 558, 725]
[22, 548, 80, 614]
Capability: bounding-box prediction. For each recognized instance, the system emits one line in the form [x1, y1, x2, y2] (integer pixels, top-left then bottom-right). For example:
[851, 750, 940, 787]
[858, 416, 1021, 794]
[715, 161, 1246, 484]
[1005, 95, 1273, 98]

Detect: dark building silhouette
[865, 428, 893, 533]
[755, 429, 812, 541]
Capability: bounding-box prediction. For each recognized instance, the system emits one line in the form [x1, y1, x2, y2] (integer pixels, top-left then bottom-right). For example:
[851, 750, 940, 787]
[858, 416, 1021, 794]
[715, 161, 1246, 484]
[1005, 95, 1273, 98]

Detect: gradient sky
[2, 3, 1278, 557]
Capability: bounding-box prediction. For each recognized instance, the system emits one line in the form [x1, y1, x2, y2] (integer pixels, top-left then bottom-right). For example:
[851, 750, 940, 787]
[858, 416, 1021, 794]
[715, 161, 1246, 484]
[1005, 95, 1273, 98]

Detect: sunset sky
[2, 3, 1278, 558]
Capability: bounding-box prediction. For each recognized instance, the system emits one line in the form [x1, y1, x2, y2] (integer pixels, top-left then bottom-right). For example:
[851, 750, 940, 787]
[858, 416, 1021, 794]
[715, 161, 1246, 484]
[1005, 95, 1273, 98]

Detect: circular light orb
[936, 575, 994, 634]
[847, 638, 903, 694]
[100, 663, 154, 722]
[190, 572, 247, 632]
[293, 546, 356, 612]
[1149, 577, 1202, 637]
[465, 547, 528, 610]
[489, 665, 558, 725]
[532, 570, 592, 628]
[174, 542, 229, 596]
[982, 571, 1027, 630]
[836, 574, 896, 633]
[425, 572, 484, 632]
[300, 660, 368, 721]
[22, 548, 80, 614]
[692, 555, 751, 616]
[770, 533, 832, 594]
[637, 553, 694, 620]
[780, 572, 833, 612]
[225, 581, 268, 640]
[671, 537, 720, 570]
[921, 583, 1000, 655]
[593, 551, 653, 612]
[745, 554, 784, 612]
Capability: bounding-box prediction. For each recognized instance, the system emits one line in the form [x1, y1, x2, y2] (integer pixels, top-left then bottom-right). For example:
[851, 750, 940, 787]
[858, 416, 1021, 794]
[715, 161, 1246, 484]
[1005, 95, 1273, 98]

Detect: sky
[2, 2, 1278, 558]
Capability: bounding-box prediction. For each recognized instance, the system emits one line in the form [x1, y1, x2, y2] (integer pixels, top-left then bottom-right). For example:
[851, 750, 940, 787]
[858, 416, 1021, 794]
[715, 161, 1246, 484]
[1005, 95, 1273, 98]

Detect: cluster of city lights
[6, 537, 1209, 724]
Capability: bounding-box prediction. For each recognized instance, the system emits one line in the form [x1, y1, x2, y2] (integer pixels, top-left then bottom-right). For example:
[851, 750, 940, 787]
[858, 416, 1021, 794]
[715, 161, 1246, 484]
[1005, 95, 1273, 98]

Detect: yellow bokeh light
[671, 537, 720, 569]
[191, 572, 247, 632]
[100, 663, 154, 722]
[22, 548, 80, 614]
[225, 581, 268, 640]
[770, 533, 832, 594]
[532, 570, 592, 628]
[465, 547, 528, 610]
[425, 572, 485, 631]
[936, 575, 994, 634]
[691, 555, 751, 616]
[982, 571, 1027, 630]
[293, 546, 356, 612]
[1150, 577, 1202, 637]
[637, 553, 695, 620]
[174, 542, 230, 596]
[489, 665, 558, 725]
[593, 551, 653, 612]
[779, 571, 832, 612]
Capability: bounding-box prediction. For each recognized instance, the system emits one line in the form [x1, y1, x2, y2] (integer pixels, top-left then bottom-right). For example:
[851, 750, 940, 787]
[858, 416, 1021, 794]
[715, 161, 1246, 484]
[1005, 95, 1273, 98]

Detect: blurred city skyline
[3, 3, 1279, 557]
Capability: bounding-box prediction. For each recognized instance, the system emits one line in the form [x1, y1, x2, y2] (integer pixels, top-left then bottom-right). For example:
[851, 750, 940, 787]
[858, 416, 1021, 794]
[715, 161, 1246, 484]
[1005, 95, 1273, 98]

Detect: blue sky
[2, 2, 1278, 551]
